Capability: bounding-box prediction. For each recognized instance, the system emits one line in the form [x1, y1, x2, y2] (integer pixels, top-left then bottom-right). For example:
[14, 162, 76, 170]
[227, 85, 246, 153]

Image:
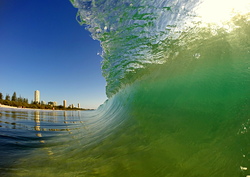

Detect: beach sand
[0, 104, 18, 109]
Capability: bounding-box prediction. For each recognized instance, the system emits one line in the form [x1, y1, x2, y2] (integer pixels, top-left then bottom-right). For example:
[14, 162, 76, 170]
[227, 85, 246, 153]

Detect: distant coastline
[0, 103, 93, 111]
[0, 91, 94, 111]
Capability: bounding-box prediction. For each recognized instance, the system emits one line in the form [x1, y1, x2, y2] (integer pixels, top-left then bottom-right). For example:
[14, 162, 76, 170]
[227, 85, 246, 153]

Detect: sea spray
[71, 0, 249, 97]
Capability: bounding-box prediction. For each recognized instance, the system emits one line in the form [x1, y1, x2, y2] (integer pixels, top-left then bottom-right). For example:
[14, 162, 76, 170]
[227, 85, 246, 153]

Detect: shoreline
[0, 104, 56, 111]
[0, 104, 18, 109]
[0, 104, 89, 111]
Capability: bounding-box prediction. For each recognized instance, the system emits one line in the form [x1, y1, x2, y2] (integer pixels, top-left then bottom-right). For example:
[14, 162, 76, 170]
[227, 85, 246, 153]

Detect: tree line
[0, 92, 30, 107]
[0, 91, 86, 110]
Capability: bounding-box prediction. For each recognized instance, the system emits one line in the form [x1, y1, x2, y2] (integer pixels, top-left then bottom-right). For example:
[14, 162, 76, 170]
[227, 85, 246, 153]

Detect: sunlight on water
[196, 0, 249, 24]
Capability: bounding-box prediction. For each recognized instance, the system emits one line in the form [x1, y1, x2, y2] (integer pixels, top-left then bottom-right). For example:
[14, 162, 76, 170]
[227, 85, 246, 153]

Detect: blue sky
[0, 0, 107, 109]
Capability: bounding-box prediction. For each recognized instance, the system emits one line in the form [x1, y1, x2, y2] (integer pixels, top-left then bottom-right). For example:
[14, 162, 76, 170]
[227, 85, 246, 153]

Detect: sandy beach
[0, 104, 18, 109]
[0, 104, 48, 111]
[0, 105, 58, 111]
[0, 104, 85, 111]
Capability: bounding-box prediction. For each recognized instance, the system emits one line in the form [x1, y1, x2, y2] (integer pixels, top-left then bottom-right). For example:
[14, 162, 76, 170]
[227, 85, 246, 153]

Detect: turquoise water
[1, 0, 250, 176]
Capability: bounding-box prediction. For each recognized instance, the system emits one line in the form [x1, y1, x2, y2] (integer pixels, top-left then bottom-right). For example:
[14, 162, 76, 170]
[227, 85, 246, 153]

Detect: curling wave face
[68, 0, 250, 176]
[71, 0, 249, 97]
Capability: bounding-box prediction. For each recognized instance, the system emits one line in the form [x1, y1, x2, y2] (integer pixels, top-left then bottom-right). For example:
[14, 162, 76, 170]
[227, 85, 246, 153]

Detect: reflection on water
[0, 108, 84, 132]
[0, 105, 124, 176]
[34, 111, 42, 139]
[0, 108, 89, 171]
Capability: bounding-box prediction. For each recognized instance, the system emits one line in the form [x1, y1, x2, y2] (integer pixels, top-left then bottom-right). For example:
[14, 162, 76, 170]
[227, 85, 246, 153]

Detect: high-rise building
[78, 103, 80, 108]
[63, 100, 67, 108]
[34, 90, 40, 103]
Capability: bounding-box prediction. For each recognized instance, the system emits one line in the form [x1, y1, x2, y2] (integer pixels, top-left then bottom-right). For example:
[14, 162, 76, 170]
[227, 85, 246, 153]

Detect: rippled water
[0, 108, 84, 169]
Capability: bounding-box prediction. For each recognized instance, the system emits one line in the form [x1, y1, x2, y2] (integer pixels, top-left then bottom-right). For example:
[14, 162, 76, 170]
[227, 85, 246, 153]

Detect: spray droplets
[193, 53, 201, 59]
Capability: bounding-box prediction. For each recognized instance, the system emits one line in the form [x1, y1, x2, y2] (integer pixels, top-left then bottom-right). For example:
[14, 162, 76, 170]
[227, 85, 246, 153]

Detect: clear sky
[0, 0, 107, 109]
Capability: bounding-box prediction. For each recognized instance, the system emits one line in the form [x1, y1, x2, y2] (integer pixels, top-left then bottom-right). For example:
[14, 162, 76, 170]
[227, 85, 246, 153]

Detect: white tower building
[63, 100, 67, 108]
[34, 90, 40, 103]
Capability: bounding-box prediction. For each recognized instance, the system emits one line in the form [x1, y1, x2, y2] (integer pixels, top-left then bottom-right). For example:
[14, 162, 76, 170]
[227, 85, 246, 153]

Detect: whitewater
[0, 0, 250, 176]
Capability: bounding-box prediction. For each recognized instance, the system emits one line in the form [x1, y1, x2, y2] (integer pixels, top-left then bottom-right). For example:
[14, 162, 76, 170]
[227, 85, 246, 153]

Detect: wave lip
[71, 0, 249, 98]
[71, 0, 203, 96]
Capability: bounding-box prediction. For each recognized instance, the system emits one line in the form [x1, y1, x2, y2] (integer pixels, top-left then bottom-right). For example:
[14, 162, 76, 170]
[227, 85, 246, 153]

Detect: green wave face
[74, 0, 250, 173]
[7, 0, 250, 176]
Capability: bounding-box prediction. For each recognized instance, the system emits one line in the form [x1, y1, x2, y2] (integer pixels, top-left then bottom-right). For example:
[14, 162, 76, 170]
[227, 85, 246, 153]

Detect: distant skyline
[0, 0, 107, 109]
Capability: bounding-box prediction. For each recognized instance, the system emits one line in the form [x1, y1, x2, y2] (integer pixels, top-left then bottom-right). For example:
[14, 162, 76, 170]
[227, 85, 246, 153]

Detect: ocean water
[1, 0, 250, 176]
